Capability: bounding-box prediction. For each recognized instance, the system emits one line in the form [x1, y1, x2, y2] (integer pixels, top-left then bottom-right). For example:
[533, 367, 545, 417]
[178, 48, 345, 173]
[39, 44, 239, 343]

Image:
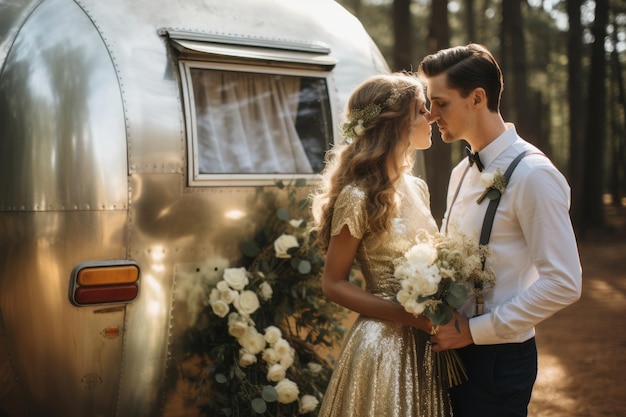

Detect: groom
[418, 44, 582, 417]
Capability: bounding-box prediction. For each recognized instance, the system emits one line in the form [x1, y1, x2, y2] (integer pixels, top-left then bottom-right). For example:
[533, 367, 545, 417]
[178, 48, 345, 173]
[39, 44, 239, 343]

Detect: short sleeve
[331, 185, 368, 239]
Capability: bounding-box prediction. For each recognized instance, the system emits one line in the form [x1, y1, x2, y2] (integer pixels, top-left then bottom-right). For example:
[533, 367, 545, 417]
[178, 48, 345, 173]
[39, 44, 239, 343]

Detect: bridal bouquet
[394, 230, 496, 387]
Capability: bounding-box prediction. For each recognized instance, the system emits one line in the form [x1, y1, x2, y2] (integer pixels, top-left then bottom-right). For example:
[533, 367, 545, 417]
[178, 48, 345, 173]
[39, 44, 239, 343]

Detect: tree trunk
[567, 0, 585, 232]
[610, 18, 626, 207]
[392, 0, 412, 71]
[465, 0, 476, 43]
[582, 0, 609, 232]
[425, 0, 452, 226]
[501, 0, 534, 144]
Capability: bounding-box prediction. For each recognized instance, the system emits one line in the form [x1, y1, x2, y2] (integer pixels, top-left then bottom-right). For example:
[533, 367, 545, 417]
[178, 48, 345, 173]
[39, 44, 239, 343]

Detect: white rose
[228, 313, 249, 339]
[209, 288, 219, 303]
[223, 267, 249, 290]
[275, 378, 299, 404]
[234, 290, 260, 316]
[264, 326, 282, 345]
[216, 280, 230, 292]
[307, 362, 322, 374]
[210, 299, 230, 318]
[274, 338, 291, 357]
[239, 349, 257, 367]
[267, 364, 286, 382]
[274, 234, 299, 259]
[289, 219, 304, 228]
[238, 327, 266, 355]
[299, 394, 319, 414]
[259, 281, 273, 301]
[262, 347, 280, 365]
[279, 352, 294, 369]
[220, 288, 239, 304]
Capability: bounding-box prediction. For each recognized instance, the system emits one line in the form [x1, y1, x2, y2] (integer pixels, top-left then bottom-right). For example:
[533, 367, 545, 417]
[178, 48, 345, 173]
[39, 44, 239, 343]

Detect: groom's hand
[430, 312, 473, 352]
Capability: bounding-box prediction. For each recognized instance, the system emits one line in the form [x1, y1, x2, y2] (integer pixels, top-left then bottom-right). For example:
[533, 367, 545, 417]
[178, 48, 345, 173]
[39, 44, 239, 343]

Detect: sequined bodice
[331, 175, 438, 298]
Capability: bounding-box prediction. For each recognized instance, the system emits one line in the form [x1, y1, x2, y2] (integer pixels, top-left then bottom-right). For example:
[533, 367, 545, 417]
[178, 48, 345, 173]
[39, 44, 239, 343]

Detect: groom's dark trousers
[449, 338, 537, 417]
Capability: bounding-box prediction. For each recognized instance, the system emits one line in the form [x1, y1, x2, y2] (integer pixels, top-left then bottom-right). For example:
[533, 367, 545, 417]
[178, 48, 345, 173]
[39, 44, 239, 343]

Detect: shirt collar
[470, 126, 518, 171]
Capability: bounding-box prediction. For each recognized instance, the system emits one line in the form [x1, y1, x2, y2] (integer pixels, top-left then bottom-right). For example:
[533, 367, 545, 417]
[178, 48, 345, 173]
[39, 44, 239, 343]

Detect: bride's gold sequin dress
[318, 175, 452, 417]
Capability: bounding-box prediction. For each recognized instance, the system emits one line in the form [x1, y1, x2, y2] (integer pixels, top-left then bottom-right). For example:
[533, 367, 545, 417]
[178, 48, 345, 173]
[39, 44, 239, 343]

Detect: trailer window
[180, 62, 334, 185]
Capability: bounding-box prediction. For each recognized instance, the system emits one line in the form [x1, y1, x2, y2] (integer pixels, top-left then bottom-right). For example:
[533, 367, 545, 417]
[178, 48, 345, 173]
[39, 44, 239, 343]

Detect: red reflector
[74, 285, 138, 305]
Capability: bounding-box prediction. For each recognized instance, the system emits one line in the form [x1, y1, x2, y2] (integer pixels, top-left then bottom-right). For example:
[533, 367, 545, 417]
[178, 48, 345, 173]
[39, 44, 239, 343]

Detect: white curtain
[191, 69, 313, 174]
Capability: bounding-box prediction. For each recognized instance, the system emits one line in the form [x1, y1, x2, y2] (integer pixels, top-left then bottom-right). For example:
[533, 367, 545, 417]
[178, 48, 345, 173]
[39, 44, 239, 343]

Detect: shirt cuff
[468, 313, 499, 345]
[468, 313, 535, 345]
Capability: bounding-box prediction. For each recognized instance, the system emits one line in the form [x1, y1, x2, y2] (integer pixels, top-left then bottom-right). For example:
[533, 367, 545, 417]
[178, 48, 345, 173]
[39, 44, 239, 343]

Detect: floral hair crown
[342, 88, 403, 140]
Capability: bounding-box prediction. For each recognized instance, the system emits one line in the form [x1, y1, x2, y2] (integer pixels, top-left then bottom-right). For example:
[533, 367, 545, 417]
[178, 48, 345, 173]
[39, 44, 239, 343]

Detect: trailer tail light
[69, 261, 140, 306]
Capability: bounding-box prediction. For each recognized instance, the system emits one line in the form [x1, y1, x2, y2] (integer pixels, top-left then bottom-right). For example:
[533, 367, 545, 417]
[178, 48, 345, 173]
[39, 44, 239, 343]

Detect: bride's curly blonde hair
[311, 72, 427, 252]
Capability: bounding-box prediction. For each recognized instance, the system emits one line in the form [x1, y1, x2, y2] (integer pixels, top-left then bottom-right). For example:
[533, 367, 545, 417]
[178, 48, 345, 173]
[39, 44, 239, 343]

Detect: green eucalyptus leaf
[277, 207, 290, 221]
[298, 260, 312, 274]
[295, 178, 307, 187]
[251, 398, 267, 413]
[262, 385, 279, 402]
[215, 373, 228, 384]
[297, 198, 309, 210]
[275, 180, 285, 189]
[486, 188, 501, 201]
[241, 241, 261, 257]
[446, 281, 470, 309]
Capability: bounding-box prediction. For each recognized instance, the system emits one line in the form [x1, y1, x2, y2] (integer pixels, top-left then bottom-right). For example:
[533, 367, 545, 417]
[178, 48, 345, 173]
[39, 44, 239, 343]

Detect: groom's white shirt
[442, 126, 582, 345]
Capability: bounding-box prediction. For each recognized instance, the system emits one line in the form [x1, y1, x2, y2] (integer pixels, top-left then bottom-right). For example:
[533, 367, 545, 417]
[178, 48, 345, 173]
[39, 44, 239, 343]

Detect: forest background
[335, 0, 625, 239]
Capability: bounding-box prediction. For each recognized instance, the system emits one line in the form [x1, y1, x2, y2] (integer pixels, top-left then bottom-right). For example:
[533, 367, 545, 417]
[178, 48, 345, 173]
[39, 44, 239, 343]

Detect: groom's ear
[471, 88, 487, 108]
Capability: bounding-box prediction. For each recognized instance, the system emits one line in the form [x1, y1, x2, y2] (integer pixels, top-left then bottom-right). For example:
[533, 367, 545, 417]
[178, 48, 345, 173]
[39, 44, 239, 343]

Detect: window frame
[172, 34, 339, 187]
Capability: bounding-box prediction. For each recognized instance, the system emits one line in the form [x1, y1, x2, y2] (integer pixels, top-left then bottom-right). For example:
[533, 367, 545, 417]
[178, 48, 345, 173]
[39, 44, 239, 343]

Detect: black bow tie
[465, 146, 484, 172]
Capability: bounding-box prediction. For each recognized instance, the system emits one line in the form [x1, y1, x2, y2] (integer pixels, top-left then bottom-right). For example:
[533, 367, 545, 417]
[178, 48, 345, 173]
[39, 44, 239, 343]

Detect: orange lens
[77, 265, 139, 286]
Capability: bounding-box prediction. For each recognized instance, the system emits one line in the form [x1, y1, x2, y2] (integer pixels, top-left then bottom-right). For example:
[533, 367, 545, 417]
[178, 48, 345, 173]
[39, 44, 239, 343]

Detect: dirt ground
[528, 204, 626, 417]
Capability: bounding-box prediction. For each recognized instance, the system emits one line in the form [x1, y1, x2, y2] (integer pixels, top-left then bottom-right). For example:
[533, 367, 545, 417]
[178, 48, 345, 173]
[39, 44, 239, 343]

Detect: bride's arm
[322, 225, 432, 333]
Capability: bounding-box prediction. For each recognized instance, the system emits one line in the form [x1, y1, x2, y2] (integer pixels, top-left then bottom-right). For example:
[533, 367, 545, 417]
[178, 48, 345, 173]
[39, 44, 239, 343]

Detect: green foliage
[178, 180, 348, 417]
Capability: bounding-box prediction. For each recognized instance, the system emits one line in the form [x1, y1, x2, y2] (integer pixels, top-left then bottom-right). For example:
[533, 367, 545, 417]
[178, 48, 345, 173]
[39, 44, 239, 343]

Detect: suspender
[479, 150, 530, 247]
[474, 150, 531, 315]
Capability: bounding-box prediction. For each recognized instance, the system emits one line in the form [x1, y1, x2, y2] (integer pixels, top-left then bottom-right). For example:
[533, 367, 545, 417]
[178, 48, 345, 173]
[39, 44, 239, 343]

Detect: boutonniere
[477, 168, 507, 204]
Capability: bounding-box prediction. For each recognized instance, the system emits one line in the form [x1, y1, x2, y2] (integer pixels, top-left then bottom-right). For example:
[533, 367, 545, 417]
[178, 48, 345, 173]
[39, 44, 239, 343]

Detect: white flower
[274, 234, 299, 258]
[279, 352, 295, 369]
[259, 281, 273, 301]
[267, 364, 286, 382]
[264, 326, 282, 345]
[209, 288, 219, 303]
[289, 219, 304, 228]
[480, 171, 496, 188]
[307, 362, 322, 374]
[238, 327, 266, 355]
[220, 288, 239, 304]
[275, 378, 300, 404]
[223, 267, 249, 290]
[216, 280, 230, 292]
[274, 338, 291, 357]
[405, 242, 437, 266]
[234, 290, 260, 316]
[353, 120, 365, 136]
[239, 349, 257, 367]
[402, 297, 427, 316]
[299, 394, 320, 414]
[210, 299, 230, 318]
[228, 312, 249, 339]
[262, 347, 280, 365]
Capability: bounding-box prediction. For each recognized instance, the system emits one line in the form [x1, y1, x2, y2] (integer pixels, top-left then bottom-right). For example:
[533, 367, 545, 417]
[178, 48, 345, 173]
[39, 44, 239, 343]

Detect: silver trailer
[0, 0, 422, 416]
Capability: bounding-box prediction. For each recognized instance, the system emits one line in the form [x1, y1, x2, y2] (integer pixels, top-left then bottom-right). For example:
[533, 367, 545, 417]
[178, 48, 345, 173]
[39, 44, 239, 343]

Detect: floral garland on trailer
[178, 179, 348, 417]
